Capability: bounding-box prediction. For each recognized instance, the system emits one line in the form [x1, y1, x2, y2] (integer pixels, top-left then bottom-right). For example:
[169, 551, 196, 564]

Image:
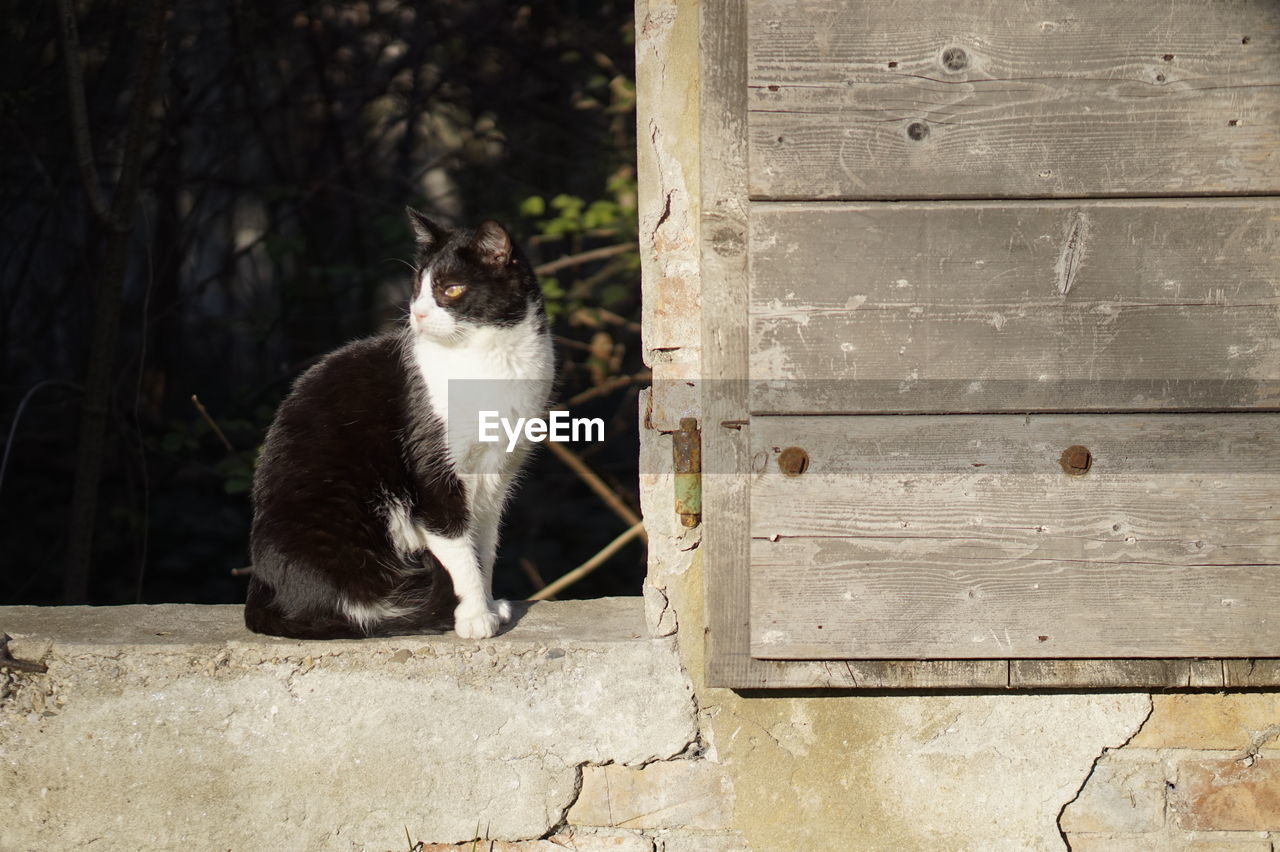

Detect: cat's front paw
[454, 604, 502, 639]
[494, 599, 514, 623]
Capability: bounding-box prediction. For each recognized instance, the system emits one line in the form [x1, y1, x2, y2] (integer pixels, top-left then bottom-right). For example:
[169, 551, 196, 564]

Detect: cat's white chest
[412, 310, 553, 478]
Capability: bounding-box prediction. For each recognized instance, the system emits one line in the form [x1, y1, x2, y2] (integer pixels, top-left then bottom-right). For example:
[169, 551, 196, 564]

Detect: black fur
[244, 213, 543, 639]
[246, 333, 462, 637]
[409, 210, 544, 329]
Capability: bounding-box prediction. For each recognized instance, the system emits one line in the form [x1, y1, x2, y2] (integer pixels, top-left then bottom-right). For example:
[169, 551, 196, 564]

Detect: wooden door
[702, 0, 1280, 688]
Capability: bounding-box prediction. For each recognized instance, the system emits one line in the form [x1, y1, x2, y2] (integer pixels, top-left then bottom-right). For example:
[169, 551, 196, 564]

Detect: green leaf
[519, 195, 546, 217]
[540, 277, 566, 300]
[583, 200, 620, 229]
[601, 283, 631, 308]
[224, 476, 253, 495]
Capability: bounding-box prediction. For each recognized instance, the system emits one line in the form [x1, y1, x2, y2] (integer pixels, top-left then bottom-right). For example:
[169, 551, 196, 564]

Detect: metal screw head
[906, 121, 929, 141]
[1059, 445, 1092, 475]
[777, 446, 810, 476]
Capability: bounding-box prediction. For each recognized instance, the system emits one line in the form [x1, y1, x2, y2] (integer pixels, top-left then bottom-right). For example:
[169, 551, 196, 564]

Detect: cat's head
[405, 208, 543, 342]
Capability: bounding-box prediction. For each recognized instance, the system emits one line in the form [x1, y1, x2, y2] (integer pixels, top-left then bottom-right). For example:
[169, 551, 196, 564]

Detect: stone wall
[5, 601, 1277, 851]
[1062, 694, 1280, 850]
[0, 600, 726, 851]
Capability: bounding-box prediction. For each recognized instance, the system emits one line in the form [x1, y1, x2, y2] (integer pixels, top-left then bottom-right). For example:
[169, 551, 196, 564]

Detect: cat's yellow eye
[442, 284, 466, 300]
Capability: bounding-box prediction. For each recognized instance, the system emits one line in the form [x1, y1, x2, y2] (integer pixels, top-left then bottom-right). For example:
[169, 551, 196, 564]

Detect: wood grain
[749, 414, 1280, 659]
[696, 1, 1280, 687]
[700, 0, 758, 688]
[1008, 659, 1227, 689]
[1223, 658, 1280, 687]
[730, 658, 1011, 689]
[696, 657, 1280, 689]
[748, 0, 1280, 199]
[750, 200, 1280, 413]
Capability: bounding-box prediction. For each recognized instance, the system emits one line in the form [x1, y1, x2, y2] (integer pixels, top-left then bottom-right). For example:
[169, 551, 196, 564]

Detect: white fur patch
[340, 597, 414, 631]
[411, 303, 554, 477]
[385, 497, 430, 556]
[408, 269, 460, 339]
[409, 300, 553, 639]
[421, 530, 502, 639]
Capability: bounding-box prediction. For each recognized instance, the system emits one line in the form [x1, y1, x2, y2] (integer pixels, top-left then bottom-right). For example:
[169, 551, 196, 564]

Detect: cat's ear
[407, 207, 448, 253]
[471, 220, 513, 267]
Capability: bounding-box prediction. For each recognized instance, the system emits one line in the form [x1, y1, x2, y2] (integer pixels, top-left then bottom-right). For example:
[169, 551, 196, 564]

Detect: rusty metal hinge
[672, 417, 701, 528]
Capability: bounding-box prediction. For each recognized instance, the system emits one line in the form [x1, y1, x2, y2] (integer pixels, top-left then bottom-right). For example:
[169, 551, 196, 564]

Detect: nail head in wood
[777, 446, 810, 476]
[1059, 445, 1092, 475]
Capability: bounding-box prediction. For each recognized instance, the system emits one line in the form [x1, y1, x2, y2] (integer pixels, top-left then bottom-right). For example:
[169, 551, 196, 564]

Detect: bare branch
[63, 0, 173, 604]
[545, 440, 646, 542]
[558, 371, 650, 408]
[55, 0, 111, 225]
[107, 0, 170, 226]
[190, 394, 235, 455]
[534, 243, 633, 276]
[569, 305, 642, 333]
[1, 634, 48, 674]
[518, 558, 546, 593]
[527, 522, 645, 601]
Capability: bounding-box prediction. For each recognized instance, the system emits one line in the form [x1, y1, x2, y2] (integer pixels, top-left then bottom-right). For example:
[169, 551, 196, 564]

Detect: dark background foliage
[0, 0, 644, 606]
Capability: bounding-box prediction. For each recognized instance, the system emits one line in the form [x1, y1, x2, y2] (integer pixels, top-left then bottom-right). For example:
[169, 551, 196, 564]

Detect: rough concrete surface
[1061, 751, 1167, 834]
[0, 599, 697, 851]
[569, 760, 734, 830]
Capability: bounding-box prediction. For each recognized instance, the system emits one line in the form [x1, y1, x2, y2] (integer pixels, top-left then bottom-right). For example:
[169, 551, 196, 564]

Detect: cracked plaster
[0, 599, 698, 850]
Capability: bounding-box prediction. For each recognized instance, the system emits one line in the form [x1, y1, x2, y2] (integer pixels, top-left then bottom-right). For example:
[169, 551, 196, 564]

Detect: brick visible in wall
[1061, 753, 1167, 834]
[1172, 758, 1280, 831]
[1131, 695, 1280, 751]
[568, 760, 733, 831]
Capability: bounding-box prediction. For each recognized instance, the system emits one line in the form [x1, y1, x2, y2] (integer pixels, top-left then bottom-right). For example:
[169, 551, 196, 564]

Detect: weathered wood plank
[749, 414, 1280, 659]
[717, 658, 1011, 689]
[700, 0, 757, 689]
[1009, 659, 1226, 689]
[1223, 659, 1280, 687]
[754, 540, 1280, 659]
[750, 200, 1280, 413]
[705, 657, 1280, 689]
[692, 658, 1280, 690]
[748, 0, 1280, 199]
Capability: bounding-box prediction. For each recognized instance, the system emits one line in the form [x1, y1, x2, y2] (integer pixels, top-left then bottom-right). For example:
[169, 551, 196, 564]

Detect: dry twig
[0, 634, 48, 674]
[533, 243, 632, 276]
[190, 394, 235, 455]
[544, 441, 646, 542]
[527, 522, 645, 601]
[559, 371, 650, 408]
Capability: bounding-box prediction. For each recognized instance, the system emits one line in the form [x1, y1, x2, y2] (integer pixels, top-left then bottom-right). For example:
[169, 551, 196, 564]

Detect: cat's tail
[365, 551, 459, 637]
[243, 557, 458, 640]
[244, 577, 368, 639]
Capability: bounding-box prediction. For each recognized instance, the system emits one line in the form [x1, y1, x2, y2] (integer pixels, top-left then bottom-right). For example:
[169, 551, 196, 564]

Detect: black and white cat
[244, 210, 554, 639]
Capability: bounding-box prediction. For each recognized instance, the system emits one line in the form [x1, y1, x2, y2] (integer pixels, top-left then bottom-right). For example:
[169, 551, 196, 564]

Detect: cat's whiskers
[384, 257, 418, 273]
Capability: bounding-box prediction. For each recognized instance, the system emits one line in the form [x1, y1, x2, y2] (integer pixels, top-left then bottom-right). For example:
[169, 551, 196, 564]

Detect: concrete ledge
[1, 599, 697, 850]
